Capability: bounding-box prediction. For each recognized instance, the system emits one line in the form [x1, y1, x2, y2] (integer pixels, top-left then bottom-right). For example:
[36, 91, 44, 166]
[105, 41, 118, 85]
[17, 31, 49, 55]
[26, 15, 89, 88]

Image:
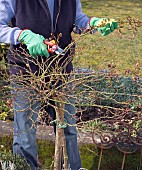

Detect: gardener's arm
[75, 0, 90, 31]
[0, 0, 48, 57]
[0, 0, 21, 45]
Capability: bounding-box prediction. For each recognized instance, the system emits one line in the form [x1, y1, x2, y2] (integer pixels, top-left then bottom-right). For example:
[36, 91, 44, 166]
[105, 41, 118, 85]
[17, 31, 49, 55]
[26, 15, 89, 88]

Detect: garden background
[0, 0, 142, 170]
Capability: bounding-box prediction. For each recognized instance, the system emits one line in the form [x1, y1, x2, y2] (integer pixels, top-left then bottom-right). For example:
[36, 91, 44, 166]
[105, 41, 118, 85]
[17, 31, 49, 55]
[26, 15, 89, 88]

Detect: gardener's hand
[89, 17, 118, 36]
[18, 30, 49, 58]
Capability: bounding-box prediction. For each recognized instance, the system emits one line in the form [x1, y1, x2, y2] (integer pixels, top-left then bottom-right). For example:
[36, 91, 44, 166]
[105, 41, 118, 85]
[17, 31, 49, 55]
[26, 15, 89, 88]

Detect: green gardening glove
[89, 17, 118, 36]
[18, 30, 49, 58]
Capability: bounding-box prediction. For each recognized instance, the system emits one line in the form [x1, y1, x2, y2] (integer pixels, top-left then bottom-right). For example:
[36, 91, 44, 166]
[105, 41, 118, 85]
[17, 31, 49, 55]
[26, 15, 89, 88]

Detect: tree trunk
[53, 95, 68, 170]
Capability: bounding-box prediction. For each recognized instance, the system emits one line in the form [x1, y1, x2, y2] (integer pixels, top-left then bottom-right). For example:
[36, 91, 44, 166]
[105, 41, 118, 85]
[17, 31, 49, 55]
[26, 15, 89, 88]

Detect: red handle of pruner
[43, 40, 55, 47]
[43, 40, 57, 53]
[48, 48, 54, 53]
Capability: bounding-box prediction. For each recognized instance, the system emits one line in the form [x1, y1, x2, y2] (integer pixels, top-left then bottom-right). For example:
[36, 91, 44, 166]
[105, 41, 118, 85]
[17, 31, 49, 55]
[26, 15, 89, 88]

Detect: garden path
[0, 120, 93, 144]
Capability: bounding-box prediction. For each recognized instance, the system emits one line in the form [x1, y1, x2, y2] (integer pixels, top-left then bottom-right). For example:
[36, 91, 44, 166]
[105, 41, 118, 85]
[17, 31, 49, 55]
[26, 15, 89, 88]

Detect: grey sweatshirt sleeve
[0, 0, 21, 45]
[75, 0, 90, 31]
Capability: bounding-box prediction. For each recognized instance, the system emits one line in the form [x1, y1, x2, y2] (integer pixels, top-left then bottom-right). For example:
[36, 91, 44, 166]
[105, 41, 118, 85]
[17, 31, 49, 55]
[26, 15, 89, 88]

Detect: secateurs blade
[44, 39, 65, 55]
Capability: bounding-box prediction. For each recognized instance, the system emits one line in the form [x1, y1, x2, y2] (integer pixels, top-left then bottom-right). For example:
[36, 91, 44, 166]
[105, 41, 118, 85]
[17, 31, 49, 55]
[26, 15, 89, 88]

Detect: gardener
[0, 0, 118, 169]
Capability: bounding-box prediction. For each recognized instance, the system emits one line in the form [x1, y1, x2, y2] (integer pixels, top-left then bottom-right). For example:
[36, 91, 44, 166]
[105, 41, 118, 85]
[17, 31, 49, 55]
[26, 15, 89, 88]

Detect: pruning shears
[44, 39, 65, 55]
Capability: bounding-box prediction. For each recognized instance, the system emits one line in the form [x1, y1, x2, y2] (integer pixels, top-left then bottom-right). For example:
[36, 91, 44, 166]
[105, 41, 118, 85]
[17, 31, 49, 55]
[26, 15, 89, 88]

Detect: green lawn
[0, 136, 141, 170]
[73, 0, 142, 76]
